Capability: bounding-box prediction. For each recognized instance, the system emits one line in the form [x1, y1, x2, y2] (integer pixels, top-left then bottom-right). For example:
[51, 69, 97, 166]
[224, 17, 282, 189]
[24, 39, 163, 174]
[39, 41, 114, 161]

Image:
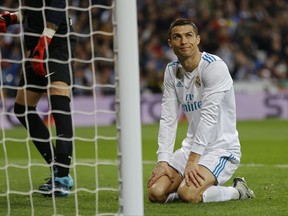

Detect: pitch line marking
[2, 159, 288, 168]
[142, 161, 288, 168]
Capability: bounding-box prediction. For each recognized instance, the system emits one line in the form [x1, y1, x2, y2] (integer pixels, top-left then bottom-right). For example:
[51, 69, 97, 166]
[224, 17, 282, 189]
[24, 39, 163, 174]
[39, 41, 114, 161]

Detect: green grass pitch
[0, 119, 288, 215]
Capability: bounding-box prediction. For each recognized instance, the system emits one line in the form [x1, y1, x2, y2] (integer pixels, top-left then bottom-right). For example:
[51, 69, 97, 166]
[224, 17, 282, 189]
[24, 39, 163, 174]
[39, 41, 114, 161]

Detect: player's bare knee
[148, 184, 167, 203]
[178, 190, 202, 203]
[148, 192, 166, 203]
[177, 185, 202, 203]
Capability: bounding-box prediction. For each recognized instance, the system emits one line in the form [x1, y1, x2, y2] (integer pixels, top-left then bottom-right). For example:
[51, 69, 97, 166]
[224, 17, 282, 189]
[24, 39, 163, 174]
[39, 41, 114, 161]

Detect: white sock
[202, 186, 240, 203]
[165, 192, 179, 203]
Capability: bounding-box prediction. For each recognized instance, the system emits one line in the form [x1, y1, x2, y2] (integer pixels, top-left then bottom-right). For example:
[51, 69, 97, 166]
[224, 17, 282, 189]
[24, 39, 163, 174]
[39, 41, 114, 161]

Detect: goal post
[114, 1, 144, 215]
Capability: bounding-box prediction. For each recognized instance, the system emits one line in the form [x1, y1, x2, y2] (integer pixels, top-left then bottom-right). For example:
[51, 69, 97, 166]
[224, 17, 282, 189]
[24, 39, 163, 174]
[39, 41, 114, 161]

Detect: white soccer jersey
[157, 52, 241, 163]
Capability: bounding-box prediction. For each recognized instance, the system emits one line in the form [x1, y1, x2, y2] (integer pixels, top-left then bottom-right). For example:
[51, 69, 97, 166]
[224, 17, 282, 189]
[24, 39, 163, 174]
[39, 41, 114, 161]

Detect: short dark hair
[168, 18, 198, 39]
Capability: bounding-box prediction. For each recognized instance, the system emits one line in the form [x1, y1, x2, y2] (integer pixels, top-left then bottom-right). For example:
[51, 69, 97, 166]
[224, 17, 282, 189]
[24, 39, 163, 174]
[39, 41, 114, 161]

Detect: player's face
[168, 25, 200, 59]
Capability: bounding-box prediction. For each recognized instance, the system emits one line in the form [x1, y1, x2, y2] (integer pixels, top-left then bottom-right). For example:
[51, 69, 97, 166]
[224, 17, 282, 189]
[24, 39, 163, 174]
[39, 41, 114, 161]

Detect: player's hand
[184, 161, 205, 188]
[147, 161, 173, 187]
[0, 16, 7, 32]
[0, 11, 17, 33]
[31, 35, 52, 77]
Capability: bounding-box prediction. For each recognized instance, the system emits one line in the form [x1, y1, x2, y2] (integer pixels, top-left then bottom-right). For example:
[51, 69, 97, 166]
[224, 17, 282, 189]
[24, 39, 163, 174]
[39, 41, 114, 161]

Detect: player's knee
[14, 103, 27, 125]
[14, 103, 25, 115]
[148, 184, 167, 203]
[177, 185, 202, 203]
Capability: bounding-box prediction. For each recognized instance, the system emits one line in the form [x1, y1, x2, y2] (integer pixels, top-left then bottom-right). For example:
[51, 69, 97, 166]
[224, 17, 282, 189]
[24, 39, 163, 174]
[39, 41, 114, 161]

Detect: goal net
[0, 0, 143, 215]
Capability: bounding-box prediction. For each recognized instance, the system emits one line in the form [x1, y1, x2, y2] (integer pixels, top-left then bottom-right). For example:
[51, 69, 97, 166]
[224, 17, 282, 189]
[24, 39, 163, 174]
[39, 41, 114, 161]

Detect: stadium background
[1, 0, 288, 128]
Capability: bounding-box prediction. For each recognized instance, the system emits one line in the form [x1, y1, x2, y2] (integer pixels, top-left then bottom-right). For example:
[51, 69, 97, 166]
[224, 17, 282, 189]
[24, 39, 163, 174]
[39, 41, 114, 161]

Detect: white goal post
[114, 0, 144, 215]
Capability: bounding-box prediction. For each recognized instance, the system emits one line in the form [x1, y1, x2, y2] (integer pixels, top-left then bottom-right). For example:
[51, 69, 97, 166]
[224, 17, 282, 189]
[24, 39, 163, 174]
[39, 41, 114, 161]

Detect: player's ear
[168, 39, 172, 47]
[196, 35, 200, 45]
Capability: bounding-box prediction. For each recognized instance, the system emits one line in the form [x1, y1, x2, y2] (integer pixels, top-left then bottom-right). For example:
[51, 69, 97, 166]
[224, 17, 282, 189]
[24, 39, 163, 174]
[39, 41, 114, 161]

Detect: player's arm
[157, 65, 180, 163]
[148, 65, 179, 186]
[31, 0, 66, 76]
[0, 10, 25, 33]
[191, 61, 232, 156]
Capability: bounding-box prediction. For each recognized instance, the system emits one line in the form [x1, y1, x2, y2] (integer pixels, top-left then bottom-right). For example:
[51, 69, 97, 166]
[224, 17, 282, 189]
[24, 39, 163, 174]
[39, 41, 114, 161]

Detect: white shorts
[168, 148, 240, 185]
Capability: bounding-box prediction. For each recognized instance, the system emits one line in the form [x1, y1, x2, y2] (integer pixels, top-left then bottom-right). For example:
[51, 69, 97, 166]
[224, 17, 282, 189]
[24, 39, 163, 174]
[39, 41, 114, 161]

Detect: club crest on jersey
[195, 75, 201, 88]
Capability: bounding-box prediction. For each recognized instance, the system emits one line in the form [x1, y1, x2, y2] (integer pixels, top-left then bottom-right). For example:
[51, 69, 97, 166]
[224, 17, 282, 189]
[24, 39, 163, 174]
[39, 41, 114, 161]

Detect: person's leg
[148, 166, 182, 203]
[41, 34, 75, 196]
[200, 153, 255, 202]
[14, 89, 55, 165]
[202, 177, 255, 202]
[178, 153, 255, 203]
[49, 82, 72, 177]
[148, 149, 188, 203]
[202, 184, 239, 202]
[47, 81, 73, 197]
[177, 165, 217, 203]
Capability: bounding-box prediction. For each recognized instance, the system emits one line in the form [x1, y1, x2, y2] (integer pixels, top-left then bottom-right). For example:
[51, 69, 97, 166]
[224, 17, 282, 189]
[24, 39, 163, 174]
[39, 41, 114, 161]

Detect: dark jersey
[23, 0, 70, 50]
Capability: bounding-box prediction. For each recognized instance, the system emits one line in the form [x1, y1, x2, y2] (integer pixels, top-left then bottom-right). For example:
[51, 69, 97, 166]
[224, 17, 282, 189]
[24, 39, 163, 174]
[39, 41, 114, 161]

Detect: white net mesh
[0, 1, 126, 215]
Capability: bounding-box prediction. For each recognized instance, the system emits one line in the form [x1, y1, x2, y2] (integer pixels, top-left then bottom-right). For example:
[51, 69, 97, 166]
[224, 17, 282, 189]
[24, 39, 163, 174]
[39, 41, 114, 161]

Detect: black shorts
[19, 34, 77, 93]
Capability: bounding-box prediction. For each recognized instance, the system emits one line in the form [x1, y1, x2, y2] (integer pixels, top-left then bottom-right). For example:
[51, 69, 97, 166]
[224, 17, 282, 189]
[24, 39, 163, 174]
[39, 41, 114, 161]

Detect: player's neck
[180, 51, 202, 72]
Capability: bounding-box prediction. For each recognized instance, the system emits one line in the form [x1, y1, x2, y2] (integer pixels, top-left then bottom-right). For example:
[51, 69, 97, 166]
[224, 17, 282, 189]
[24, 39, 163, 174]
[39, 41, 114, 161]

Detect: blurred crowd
[1, 0, 288, 98]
